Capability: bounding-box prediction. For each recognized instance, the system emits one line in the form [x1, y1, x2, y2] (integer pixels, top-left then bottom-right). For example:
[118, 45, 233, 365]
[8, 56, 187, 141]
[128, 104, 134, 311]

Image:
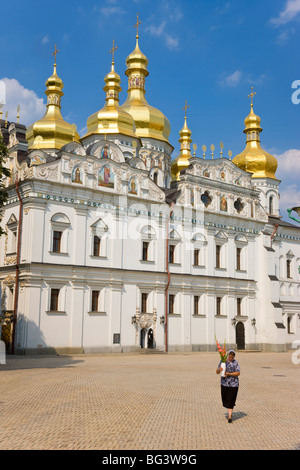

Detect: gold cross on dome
[52, 44, 60, 65]
[110, 40, 118, 64]
[182, 100, 190, 118]
[134, 13, 141, 37]
[248, 85, 256, 107]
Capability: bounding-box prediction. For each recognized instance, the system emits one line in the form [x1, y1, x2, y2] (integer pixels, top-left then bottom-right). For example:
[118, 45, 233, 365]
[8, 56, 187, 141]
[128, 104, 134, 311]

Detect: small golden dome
[84, 53, 136, 139]
[26, 60, 80, 150]
[120, 32, 171, 144]
[171, 113, 193, 182]
[233, 89, 278, 180]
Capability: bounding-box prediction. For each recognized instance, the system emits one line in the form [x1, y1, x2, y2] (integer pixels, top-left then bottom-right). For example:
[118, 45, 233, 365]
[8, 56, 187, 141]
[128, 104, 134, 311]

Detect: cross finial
[182, 100, 190, 118]
[109, 40, 118, 65]
[134, 12, 141, 38]
[248, 85, 256, 107]
[52, 44, 60, 65]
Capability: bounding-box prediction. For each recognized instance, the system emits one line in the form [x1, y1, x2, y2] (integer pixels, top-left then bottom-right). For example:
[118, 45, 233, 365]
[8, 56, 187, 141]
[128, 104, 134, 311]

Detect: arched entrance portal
[236, 322, 245, 350]
[140, 328, 155, 349]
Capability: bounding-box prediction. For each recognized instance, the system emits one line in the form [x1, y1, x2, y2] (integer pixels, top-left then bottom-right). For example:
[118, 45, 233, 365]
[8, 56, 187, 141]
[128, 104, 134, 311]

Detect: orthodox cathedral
[0, 23, 300, 355]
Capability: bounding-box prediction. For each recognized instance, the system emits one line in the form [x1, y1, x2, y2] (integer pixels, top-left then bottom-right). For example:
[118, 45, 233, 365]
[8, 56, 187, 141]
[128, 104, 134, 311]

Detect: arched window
[50, 213, 70, 254]
[269, 196, 274, 215]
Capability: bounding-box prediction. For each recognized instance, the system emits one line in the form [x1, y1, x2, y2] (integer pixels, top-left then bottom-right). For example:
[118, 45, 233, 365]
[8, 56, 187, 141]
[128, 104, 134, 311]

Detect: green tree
[0, 134, 11, 236]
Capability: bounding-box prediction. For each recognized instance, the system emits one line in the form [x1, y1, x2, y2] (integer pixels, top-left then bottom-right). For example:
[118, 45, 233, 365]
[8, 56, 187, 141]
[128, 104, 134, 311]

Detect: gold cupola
[171, 103, 193, 181]
[233, 87, 278, 179]
[120, 15, 171, 144]
[26, 45, 80, 150]
[84, 41, 136, 139]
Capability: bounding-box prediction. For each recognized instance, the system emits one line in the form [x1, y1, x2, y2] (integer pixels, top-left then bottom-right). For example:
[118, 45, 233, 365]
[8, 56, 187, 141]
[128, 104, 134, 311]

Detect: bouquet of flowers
[216, 338, 228, 363]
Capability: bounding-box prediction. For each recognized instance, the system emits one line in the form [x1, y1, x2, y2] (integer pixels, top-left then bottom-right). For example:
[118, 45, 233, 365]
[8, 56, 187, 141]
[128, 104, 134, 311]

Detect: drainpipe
[165, 203, 174, 353]
[12, 178, 23, 355]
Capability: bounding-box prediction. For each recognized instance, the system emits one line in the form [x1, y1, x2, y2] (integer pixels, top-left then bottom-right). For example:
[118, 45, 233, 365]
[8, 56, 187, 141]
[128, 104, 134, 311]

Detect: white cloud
[219, 70, 242, 87]
[219, 71, 267, 88]
[41, 35, 50, 45]
[270, 0, 300, 25]
[0, 78, 45, 126]
[276, 148, 300, 179]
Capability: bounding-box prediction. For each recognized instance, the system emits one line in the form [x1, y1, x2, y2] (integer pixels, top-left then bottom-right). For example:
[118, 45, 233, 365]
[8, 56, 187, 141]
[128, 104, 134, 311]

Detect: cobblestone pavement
[0, 351, 299, 450]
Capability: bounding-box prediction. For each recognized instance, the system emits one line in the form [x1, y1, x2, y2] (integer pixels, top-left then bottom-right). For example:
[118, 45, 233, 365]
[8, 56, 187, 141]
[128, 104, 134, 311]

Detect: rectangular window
[169, 245, 175, 264]
[53, 231, 62, 253]
[169, 294, 175, 314]
[237, 298, 241, 316]
[93, 236, 101, 257]
[216, 245, 221, 268]
[216, 297, 221, 316]
[194, 295, 199, 315]
[287, 260, 292, 279]
[236, 247, 241, 270]
[142, 241, 149, 261]
[141, 293, 148, 313]
[50, 289, 59, 311]
[91, 290, 99, 312]
[194, 249, 199, 266]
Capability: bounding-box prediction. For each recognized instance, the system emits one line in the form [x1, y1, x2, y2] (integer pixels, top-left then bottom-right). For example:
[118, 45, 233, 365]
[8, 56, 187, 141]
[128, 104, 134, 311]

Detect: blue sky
[1, 0, 300, 222]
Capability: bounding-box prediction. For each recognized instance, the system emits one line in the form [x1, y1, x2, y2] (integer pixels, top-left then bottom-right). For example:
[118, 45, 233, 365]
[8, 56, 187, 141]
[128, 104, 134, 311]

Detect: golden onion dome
[120, 31, 171, 144]
[171, 112, 193, 181]
[84, 45, 136, 139]
[233, 88, 278, 179]
[26, 56, 80, 150]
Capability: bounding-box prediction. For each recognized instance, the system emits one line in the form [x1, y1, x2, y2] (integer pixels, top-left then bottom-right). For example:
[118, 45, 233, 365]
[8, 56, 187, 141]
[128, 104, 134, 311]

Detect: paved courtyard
[0, 350, 299, 450]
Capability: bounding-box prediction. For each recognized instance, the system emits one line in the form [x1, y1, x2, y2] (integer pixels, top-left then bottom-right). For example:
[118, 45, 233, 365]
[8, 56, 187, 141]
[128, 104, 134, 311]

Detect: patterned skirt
[221, 385, 239, 409]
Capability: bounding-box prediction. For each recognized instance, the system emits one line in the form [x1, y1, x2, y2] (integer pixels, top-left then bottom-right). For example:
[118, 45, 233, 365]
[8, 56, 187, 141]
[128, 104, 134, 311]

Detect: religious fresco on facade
[72, 166, 83, 184]
[220, 195, 228, 212]
[220, 171, 226, 181]
[128, 177, 137, 195]
[30, 155, 47, 166]
[98, 166, 114, 188]
[203, 170, 210, 177]
[100, 144, 111, 159]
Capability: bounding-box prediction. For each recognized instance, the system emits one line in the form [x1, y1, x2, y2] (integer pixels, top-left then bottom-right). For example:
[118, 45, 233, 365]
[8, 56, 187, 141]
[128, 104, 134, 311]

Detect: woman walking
[216, 350, 240, 423]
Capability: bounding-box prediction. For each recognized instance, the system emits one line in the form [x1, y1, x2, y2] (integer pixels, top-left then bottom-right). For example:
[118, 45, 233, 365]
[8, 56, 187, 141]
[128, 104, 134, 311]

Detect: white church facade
[1, 30, 300, 354]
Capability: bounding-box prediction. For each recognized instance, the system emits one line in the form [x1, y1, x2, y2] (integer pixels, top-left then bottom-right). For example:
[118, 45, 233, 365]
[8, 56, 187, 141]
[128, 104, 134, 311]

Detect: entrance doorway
[148, 329, 154, 349]
[140, 328, 146, 348]
[236, 322, 245, 350]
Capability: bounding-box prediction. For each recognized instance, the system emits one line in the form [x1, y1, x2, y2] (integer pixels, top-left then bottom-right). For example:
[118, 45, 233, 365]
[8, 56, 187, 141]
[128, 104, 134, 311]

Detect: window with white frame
[50, 213, 70, 254]
[47, 283, 67, 313]
[89, 286, 106, 313]
[168, 229, 181, 265]
[6, 214, 18, 255]
[235, 234, 248, 271]
[140, 225, 156, 262]
[192, 233, 207, 267]
[214, 231, 228, 270]
[90, 218, 108, 257]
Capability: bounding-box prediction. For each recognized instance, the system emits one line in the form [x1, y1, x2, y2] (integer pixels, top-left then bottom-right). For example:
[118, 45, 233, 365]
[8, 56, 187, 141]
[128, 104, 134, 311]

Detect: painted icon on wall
[128, 177, 137, 195]
[220, 195, 227, 212]
[98, 165, 114, 188]
[101, 144, 111, 159]
[72, 166, 83, 184]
